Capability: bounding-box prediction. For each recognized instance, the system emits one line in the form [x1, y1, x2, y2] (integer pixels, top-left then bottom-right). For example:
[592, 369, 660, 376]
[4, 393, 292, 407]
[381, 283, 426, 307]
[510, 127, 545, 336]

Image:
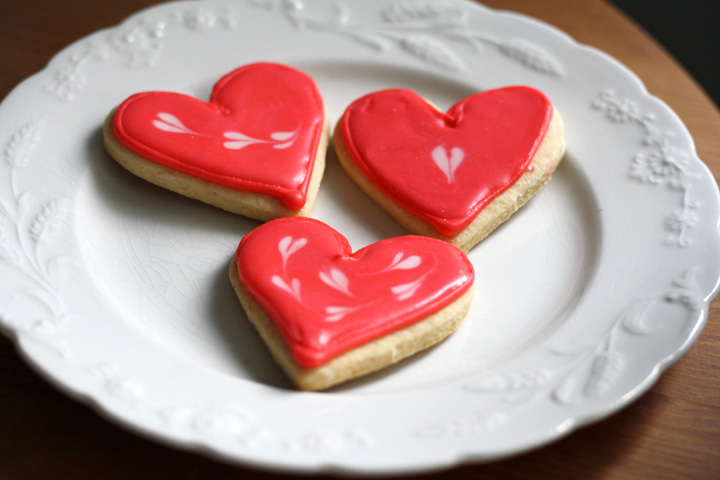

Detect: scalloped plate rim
[1, 0, 719, 475]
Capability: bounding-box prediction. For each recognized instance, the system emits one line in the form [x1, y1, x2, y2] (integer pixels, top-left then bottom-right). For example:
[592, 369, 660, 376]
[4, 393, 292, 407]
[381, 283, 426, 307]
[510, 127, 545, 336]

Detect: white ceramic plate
[1, 0, 719, 474]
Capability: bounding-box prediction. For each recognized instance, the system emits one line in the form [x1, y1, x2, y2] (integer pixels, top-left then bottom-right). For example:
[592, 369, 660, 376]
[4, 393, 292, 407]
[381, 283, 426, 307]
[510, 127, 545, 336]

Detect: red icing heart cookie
[104, 63, 328, 220]
[229, 217, 474, 390]
[334, 87, 565, 251]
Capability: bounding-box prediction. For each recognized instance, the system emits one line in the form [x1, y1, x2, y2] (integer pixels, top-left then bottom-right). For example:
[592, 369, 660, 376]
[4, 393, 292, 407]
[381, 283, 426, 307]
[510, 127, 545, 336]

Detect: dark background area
[611, 0, 720, 107]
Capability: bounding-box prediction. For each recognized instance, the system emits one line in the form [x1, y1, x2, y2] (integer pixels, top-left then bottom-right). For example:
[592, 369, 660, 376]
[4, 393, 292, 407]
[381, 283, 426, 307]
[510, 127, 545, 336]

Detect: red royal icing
[340, 87, 553, 236]
[236, 217, 474, 368]
[113, 63, 325, 210]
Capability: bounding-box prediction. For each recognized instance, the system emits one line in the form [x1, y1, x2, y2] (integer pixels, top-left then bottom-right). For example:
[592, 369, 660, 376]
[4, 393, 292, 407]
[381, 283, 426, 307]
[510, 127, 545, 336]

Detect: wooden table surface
[1, 1, 719, 478]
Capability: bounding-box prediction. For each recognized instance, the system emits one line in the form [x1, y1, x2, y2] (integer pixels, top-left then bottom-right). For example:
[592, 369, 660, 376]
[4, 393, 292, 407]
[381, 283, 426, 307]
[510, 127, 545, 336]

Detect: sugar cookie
[229, 217, 474, 391]
[104, 63, 329, 221]
[333, 86, 565, 251]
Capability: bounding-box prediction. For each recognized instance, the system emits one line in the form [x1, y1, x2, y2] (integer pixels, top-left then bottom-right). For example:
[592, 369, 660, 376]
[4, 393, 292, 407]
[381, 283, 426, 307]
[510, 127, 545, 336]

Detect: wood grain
[1, 1, 718, 479]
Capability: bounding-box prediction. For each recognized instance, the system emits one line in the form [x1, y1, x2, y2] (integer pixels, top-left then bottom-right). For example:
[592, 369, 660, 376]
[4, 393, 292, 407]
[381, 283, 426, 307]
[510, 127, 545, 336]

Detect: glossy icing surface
[113, 63, 325, 210]
[236, 218, 474, 368]
[340, 87, 553, 236]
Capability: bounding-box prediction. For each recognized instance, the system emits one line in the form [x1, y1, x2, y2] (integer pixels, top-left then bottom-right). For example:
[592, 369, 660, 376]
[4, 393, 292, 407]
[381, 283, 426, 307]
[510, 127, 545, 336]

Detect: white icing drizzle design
[152, 112, 299, 150]
[319, 267, 353, 296]
[278, 236, 307, 272]
[272, 236, 307, 301]
[391, 278, 424, 301]
[152, 112, 196, 134]
[271, 275, 302, 301]
[431, 145, 464, 183]
[269, 237, 429, 320]
[324, 305, 359, 322]
[383, 252, 422, 271]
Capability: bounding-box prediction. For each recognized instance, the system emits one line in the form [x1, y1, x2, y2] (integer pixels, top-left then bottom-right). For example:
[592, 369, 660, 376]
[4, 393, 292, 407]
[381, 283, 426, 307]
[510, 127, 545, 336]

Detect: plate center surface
[76, 63, 600, 393]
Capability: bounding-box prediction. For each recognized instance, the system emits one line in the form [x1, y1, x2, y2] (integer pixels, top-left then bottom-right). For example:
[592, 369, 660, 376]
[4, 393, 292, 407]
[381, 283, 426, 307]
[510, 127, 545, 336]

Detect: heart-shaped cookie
[229, 217, 474, 390]
[104, 63, 328, 220]
[334, 87, 565, 251]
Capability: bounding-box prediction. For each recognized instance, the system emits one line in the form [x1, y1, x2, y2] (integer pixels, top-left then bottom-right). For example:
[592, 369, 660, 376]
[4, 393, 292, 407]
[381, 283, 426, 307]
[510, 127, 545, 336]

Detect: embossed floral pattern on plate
[1, 0, 719, 475]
